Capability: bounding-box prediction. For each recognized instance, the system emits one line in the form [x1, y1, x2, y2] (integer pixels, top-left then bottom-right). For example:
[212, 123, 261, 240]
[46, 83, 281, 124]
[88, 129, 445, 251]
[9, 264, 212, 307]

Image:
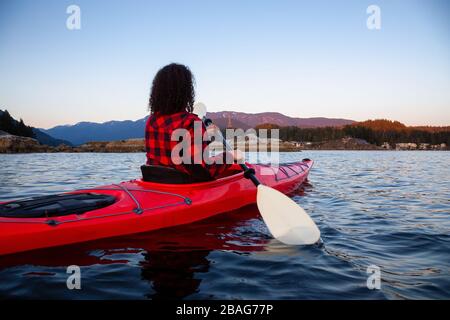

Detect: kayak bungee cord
[256, 162, 311, 182]
[0, 185, 191, 225]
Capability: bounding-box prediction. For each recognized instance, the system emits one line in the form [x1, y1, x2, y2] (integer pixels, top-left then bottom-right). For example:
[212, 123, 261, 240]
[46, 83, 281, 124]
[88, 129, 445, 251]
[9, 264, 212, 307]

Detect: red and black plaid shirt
[145, 111, 231, 179]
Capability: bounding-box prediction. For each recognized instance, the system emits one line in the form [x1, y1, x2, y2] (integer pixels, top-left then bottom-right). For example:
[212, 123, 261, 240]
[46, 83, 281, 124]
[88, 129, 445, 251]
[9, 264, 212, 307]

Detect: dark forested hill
[0, 109, 72, 146]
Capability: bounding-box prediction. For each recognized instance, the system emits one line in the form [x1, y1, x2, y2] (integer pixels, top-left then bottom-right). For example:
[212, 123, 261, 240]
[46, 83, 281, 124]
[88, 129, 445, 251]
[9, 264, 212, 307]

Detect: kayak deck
[0, 160, 313, 256]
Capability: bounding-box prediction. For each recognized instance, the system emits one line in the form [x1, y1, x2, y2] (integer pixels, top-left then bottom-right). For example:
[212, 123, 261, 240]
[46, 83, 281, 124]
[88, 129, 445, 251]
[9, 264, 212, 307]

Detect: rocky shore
[303, 137, 380, 150]
[0, 133, 146, 153]
[3, 132, 444, 153]
[0, 136, 304, 153]
[0, 131, 49, 153]
[74, 139, 146, 153]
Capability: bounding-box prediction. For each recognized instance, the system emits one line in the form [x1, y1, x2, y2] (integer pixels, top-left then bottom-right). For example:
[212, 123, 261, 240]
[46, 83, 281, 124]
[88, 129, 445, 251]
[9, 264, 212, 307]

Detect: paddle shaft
[204, 118, 261, 186]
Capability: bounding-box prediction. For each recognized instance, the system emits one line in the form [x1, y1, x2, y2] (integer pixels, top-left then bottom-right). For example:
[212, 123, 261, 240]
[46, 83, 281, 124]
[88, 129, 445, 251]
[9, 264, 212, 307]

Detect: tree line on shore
[0, 110, 35, 138]
[256, 120, 450, 146]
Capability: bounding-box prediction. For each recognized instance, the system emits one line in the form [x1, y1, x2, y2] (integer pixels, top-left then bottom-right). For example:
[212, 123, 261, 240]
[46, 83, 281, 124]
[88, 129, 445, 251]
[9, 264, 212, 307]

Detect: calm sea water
[0, 151, 449, 300]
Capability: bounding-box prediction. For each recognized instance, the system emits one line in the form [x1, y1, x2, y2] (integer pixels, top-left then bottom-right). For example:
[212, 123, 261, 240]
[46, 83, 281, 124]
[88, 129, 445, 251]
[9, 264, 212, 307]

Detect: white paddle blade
[256, 184, 320, 245]
[193, 102, 207, 119]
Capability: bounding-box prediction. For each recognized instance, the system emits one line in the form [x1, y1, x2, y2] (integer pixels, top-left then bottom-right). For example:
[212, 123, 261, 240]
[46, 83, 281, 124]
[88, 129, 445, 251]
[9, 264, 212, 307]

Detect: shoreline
[1, 135, 448, 154]
[1, 149, 448, 155]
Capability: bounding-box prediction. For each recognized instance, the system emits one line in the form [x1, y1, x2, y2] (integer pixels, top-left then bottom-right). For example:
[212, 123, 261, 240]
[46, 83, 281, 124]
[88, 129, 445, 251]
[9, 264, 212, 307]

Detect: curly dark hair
[149, 63, 195, 114]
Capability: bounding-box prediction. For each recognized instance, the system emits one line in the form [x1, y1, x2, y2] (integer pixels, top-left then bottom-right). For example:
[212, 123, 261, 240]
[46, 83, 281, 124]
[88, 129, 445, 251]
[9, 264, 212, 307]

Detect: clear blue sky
[0, 0, 449, 128]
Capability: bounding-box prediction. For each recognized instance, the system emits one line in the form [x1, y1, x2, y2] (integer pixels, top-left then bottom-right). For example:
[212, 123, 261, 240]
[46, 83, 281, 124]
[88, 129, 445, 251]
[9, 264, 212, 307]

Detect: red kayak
[0, 159, 313, 256]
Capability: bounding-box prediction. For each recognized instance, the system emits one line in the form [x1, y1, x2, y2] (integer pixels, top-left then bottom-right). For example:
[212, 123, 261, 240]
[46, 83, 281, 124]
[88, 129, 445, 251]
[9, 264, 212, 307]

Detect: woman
[145, 63, 239, 182]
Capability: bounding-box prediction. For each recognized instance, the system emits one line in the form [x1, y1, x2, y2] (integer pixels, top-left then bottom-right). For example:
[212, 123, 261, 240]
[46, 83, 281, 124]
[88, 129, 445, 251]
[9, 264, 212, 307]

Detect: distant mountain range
[41, 112, 355, 145]
[41, 118, 149, 146]
[208, 111, 354, 129]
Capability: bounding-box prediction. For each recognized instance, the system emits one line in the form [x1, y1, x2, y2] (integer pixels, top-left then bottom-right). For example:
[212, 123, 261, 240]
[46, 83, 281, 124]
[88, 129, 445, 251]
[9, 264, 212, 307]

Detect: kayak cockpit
[0, 193, 116, 218]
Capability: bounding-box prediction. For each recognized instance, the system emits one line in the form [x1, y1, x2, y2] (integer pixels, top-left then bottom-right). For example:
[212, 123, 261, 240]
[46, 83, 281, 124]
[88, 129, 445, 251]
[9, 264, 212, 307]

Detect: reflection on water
[0, 151, 449, 299]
